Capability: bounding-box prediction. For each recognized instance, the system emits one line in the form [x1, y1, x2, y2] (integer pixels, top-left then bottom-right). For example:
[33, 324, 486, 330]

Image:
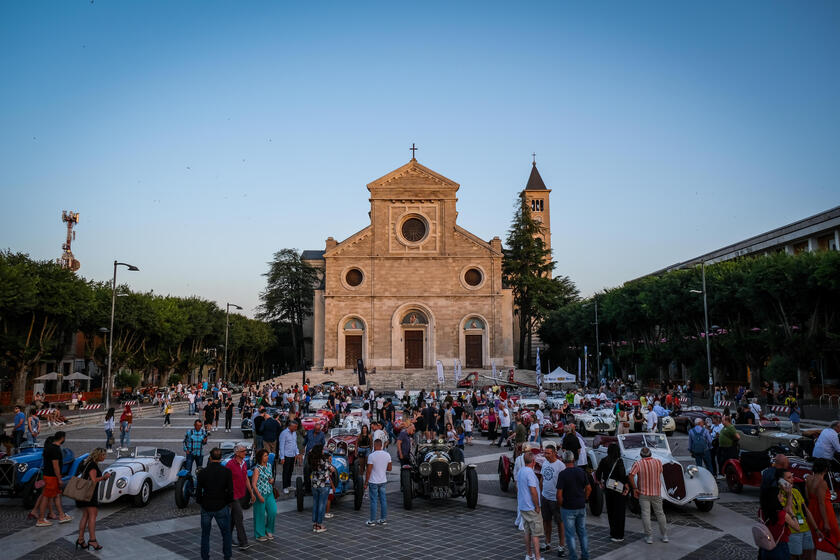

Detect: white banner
[491, 360, 497, 382]
[535, 348, 542, 389]
[436, 360, 445, 384]
[454, 359, 461, 384]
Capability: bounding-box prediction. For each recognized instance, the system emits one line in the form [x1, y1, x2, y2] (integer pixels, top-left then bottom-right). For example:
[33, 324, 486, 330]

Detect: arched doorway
[401, 310, 428, 369]
[463, 316, 485, 368]
[343, 318, 365, 369]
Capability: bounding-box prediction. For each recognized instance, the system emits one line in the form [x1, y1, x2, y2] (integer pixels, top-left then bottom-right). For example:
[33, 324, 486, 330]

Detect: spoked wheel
[498, 457, 510, 492]
[295, 477, 304, 512]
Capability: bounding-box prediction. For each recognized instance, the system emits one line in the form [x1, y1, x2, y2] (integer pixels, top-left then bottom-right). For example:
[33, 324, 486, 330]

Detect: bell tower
[522, 154, 552, 276]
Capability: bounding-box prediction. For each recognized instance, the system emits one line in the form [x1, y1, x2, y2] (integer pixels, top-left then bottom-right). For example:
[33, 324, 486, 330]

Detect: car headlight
[347, 444, 356, 452]
[419, 462, 432, 476]
[791, 440, 799, 448]
[116, 477, 128, 489]
[327, 442, 336, 452]
[339, 472, 349, 481]
[686, 465, 699, 477]
[17, 463, 27, 473]
[449, 463, 462, 476]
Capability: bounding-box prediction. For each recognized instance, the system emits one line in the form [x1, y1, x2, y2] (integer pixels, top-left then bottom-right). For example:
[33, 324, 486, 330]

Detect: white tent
[33, 372, 60, 381]
[64, 371, 91, 381]
[544, 367, 576, 384]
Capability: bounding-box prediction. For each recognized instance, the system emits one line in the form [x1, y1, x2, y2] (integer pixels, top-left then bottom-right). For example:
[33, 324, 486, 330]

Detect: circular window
[345, 268, 363, 287]
[401, 217, 427, 242]
[464, 268, 483, 286]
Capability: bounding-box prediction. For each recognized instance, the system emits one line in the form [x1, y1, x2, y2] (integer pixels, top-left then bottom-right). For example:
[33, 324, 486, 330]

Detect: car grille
[0, 462, 15, 488]
[430, 462, 449, 487]
[99, 473, 116, 501]
[595, 423, 610, 430]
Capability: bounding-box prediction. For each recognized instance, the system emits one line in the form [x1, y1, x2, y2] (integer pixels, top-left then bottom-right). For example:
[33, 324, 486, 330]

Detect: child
[446, 423, 457, 446]
[456, 425, 465, 450]
[163, 402, 172, 427]
[462, 415, 473, 446]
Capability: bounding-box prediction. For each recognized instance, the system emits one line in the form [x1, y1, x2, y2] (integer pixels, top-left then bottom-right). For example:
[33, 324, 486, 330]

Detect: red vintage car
[542, 409, 567, 437]
[315, 408, 335, 426]
[458, 372, 479, 388]
[301, 414, 329, 431]
[722, 451, 840, 505]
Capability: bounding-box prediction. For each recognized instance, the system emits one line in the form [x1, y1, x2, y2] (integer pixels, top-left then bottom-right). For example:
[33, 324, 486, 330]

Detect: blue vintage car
[295, 428, 363, 512]
[0, 443, 89, 508]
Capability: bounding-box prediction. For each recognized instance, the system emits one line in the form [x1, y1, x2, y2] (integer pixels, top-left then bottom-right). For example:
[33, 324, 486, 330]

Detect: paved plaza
[0, 399, 828, 560]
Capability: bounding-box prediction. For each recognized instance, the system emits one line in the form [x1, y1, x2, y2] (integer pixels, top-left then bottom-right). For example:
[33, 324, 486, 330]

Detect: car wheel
[401, 469, 413, 510]
[465, 467, 478, 509]
[725, 465, 743, 493]
[303, 463, 312, 494]
[627, 495, 641, 514]
[695, 499, 714, 512]
[21, 478, 41, 510]
[498, 457, 510, 492]
[354, 473, 364, 511]
[588, 480, 604, 516]
[295, 477, 304, 512]
[133, 479, 152, 507]
[175, 476, 192, 508]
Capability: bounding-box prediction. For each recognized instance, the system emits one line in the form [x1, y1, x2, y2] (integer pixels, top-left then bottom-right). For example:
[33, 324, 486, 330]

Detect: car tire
[725, 465, 743, 493]
[401, 469, 413, 510]
[295, 477, 304, 512]
[303, 463, 312, 494]
[498, 457, 510, 492]
[354, 474, 364, 511]
[21, 478, 40, 510]
[133, 479, 152, 507]
[175, 476, 192, 509]
[695, 499, 714, 512]
[627, 495, 641, 514]
[466, 467, 478, 509]
[588, 479, 604, 516]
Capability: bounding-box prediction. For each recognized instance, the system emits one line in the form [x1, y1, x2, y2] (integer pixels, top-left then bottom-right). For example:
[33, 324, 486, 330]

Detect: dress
[74, 462, 101, 508]
[809, 488, 840, 553]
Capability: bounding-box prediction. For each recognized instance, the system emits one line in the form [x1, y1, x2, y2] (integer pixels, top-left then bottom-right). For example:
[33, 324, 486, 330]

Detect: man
[12, 405, 25, 451]
[422, 400, 437, 441]
[260, 411, 281, 455]
[517, 451, 544, 560]
[539, 443, 566, 557]
[279, 420, 302, 493]
[645, 405, 658, 433]
[708, 415, 723, 477]
[383, 399, 396, 443]
[628, 446, 668, 544]
[188, 391, 196, 416]
[183, 420, 208, 474]
[513, 413, 529, 446]
[812, 421, 840, 461]
[224, 444, 255, 550]
[556, 450, 590, 560]
[203, 399, 216, 432]
[749, 398, 762, 424]
[372, 420, 388, 448]
[35, 431, 72, 527]
[652, 401, 669, 433]
[495, 401, 511, 447]
[561, 424, 582, 463]
[716, 415, 739, 477]
[252, 407, 266, 450]
[396, 422, 414, 468]
[688, 418, 714, 472]
[196, 447, 234, 560]
[761, 454, 790, 490]
[304, 421, 326, 454]
[364, 438, 392, 526]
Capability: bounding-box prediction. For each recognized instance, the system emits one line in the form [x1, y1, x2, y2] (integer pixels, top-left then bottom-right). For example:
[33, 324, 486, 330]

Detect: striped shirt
[628, 457, 662, 497]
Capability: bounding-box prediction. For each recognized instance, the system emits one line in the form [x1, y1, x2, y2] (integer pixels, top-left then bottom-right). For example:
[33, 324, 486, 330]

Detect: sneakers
[715, 474, 725, 480]
[324, 513, 334, 519]
[645, 536, 654, 544]
[35, 520, 52, 527]
[661, 536, 669, 543]
[58, 515, 72, 524]
[378, 519, 387, 525]
[366, 520, 377, 527]
[283, 487, 291, 494]
[540, 543, 551, 552]
[556, 546, 567, 557]
[238, 543, 251, 550]
[610, 537, 624, 542]
[314, 526, 326, 533]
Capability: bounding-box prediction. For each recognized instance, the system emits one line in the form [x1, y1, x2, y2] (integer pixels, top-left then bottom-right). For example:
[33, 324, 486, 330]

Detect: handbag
[605, 460, 624, 493]
[63, 461, 96, 502]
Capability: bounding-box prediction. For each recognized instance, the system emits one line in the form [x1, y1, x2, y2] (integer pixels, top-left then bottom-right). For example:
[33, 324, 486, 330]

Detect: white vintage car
[572, 407, 617, 435]
[99, 447, 185, 507]
[588, 433, 718, 512]
[513, 397, 544, 413]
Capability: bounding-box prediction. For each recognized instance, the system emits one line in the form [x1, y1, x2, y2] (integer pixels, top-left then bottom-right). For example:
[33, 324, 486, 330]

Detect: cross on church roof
[532, 152, 536, 165]
[410, 143, 418, 160]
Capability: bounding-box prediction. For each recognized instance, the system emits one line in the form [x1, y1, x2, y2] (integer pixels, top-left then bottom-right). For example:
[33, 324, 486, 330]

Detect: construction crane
[58, 210, 81, 271]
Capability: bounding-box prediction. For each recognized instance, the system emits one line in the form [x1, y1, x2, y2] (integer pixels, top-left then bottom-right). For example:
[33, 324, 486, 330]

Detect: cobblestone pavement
[2, 404, 833, 559]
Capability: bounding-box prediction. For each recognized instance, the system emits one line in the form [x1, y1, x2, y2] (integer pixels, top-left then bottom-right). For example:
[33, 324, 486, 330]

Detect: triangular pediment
[323, 226, 372, 257]
[367, 159, 459, 191]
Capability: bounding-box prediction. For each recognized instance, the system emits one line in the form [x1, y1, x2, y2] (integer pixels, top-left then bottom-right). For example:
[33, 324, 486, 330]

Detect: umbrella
[33, 372, 60, 381]
[64, 371, 91, 381]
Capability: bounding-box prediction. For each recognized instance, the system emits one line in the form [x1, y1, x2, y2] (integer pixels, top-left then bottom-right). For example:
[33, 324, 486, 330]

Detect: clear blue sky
[2, 1, 838, 316]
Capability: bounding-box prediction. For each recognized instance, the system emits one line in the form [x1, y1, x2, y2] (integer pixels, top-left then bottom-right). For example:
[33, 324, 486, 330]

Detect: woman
[617, 405, 631, 435]
[595, 443, 629, 542]
[357, 425, 372, 470]
[446, 423, 457, 445]
[759, 476, 799, 560]
[224, 401, 234, 432]
[806, 459, 840, 558]
[308, 444, 335, 533]
[118, 405, 132, 449]
[250, 449, 276, 542]
[788, 402, 801, 435]
[487, 407, 498, 441]
[26, 408, 40, 445]
[103, 408, 115, 452]
[75, 448, 111, 550]
[632, 406, 644, 433]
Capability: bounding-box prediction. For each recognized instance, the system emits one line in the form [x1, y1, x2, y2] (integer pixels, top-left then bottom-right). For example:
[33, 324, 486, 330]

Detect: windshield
[117, 448, 136, 458]
[619, 433, 668, 451]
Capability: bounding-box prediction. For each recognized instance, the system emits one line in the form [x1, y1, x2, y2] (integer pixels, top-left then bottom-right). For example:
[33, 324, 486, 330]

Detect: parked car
[731, 425, 814, 458]
[401, 438, 478, 510]
[628, 414, 676, 436]
[572, 408, 617, 436]
[588, 433, 718, 512]
[674, 407, 721, 433]
[101, 447, 184, 507]
[723, 450, 840, 503]
[0, 443, 89, 508]
[295, 428, 364, 512]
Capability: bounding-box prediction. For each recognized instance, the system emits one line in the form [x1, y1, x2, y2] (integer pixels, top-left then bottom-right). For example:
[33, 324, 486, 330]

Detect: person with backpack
[755, 474, 799, 559]
[689, 418, 714, 472]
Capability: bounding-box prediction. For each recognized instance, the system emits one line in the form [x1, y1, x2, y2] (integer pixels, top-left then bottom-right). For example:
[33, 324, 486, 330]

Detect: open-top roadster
[101, 447, 184, 507]
[0, 443, 89, 508]
[295, 427, 364, 512]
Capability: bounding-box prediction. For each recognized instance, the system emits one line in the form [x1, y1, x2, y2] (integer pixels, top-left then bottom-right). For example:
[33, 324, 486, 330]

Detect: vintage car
[513, 397, 544, 414]
[730, 425, 814, 458]
[572, 408, 617, 436]
[628, 413, 676, 436]
[723, 450, 840, 503]
[301, 414, 330, 432]
[240, 407, 287, 438]
[457, 371, 479, 388]
[0, 443, 89, 508]
[100, 447, 184, 507]
[401, 438, 478, 510]
[541, 409, 567, 437]
[674, 407, 721, 433]
[588, 433, 718, 512]
[295, 427, 364, 512]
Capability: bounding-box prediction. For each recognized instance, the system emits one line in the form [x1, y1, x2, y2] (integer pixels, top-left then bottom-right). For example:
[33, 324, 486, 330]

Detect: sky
[1, 1, 838, 317]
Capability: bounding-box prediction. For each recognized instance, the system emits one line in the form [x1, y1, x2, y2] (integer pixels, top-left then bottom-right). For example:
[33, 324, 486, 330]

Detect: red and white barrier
[121, 400, 138, 406]
[680, 397, 688, 404]
[769, 405, 790, 415]
[35, 409, 50, 416]
[80, 404, 102, 410]
[719, 400, 732, 408]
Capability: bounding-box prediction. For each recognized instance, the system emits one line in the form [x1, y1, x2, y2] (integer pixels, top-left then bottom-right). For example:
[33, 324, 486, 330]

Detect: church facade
[302, 156, 551, 371]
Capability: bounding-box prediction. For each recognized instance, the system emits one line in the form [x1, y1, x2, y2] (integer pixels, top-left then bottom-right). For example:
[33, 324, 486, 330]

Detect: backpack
[752, 512, 782, 551]
[688, 428, 708, 454]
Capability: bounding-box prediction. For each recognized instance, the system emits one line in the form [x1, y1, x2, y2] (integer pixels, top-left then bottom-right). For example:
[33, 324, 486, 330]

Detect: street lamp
[690, 260, 714, 391]
[106, 261, 139, 410]
[224, 303, 243, 382]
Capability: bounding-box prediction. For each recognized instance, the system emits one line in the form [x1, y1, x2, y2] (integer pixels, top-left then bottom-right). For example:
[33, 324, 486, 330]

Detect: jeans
[561, 507, 589, 560]
[119, 422, 130, 447]
[185, 453, 204, 474]
[189, 402, 195, 415]
[200, 506, 232, 560]
[759, 541, 790, 560]
[369, 482, 387, 522]
[252, 490, 276, 538]
[639, 495, 667, 537]
[105, 428, 113, 449]
[27, 432, 37, 445]
[229, 497, 247, 546]
[496, 426, 509, 445]
[312, 486, 329, 524]
[693, 450, 714, 472]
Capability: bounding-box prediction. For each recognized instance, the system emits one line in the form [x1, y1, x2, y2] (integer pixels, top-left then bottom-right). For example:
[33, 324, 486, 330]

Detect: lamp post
[690, 261, 714, 391]
[594, 297, 600, 382]
[106, 261, 139, 410]
[224, 303, 243, 382]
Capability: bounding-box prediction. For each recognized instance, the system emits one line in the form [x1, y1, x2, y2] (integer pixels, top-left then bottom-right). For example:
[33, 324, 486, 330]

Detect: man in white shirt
[646, 405, 658, 432]
[495, 402, 511, 447]
[813, 421, 840, 460]
[539, 442, 566, 556]
[364, 439, 392, 526]
[573, 392, 583, 406]
[748, 399, 762, 422]
[187, 391, 196, 416]
[372, 420, 388, 448]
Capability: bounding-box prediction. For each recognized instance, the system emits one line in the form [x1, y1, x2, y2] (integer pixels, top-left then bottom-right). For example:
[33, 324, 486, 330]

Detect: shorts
[465, 431, 473, 438]
[521, 509, 545, 537]
[42, 476, 60, 498]
[541, 498, 561, 523]
[788, 531, 814, 555]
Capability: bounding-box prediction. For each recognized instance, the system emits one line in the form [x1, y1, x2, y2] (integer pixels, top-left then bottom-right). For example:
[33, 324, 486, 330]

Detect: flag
[454, 359, 461, 384]
[436, 360, 445, 384]
[577, 357, 582, 383]
[584, 346, 588, 385]
[535, 348, 542, 390]
[491, 360, 497, 382]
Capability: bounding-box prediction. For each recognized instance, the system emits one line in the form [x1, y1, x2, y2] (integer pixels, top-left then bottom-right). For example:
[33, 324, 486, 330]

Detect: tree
[504, 193, 577, 368]
[257, 249, 319, 369]
[0, 252, 93, 403]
